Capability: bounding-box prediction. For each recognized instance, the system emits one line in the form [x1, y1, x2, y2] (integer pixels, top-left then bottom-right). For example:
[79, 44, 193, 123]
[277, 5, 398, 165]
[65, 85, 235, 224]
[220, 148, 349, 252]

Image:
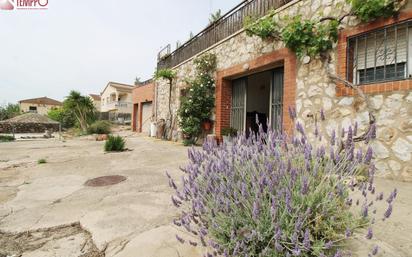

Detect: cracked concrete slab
[0, 133, 204, 257]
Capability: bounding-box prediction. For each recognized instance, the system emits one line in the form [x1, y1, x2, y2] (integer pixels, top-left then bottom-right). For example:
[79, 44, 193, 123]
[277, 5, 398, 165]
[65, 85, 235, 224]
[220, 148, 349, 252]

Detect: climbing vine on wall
[282, 16, 338, 58]
[244, 14, 279, 39]
[243, 0, 404, 58]
[178, 53, 217, 143]
[347, 0, 404, 22]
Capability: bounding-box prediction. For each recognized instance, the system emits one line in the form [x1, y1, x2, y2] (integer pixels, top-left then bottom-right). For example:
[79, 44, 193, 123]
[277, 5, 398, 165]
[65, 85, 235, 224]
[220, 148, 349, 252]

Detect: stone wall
[0, 122, 60, 134]
[154, 0, 412, 180]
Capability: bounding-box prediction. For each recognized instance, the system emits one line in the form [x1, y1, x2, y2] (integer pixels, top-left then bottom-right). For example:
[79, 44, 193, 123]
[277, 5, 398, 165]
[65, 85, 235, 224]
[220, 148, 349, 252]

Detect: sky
[0, 0, 240, 104]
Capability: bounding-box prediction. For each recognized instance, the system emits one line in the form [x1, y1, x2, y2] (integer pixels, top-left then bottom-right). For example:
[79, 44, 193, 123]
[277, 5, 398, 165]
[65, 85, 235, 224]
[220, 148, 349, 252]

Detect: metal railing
[157, 0, 292, 69]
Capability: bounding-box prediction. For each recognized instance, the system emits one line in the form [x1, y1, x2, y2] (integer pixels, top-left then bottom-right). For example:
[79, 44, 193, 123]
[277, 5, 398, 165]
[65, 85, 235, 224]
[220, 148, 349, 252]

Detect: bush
[48, 107, 76, 128]
[37, 159, 47, 164]
[0, 135, 15, 142]
[87, 121, 111, 134]
[221, 127, 238, 137]
[104, 135, 125, 152]
[178, 53, 216, 141]
[168, 114, 396, 256]
[0, 103, 20, 121]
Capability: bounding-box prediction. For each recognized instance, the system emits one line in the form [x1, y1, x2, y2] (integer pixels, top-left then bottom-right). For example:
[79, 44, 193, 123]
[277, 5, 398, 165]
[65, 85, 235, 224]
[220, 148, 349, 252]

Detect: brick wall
[132, 83, 155, 132]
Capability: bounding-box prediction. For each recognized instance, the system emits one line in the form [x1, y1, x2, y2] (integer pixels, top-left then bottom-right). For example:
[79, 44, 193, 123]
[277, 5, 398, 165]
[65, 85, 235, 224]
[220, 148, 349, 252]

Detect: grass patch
[104, 135, 125, 152]
[0, 135, 15, 142]
[37, 159, 47, 164]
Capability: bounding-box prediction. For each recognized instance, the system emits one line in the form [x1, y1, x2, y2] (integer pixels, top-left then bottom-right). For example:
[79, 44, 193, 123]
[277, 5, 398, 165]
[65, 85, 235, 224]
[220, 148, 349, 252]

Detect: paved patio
[0, 133, 203, 257]
[0, 133, 411, 257]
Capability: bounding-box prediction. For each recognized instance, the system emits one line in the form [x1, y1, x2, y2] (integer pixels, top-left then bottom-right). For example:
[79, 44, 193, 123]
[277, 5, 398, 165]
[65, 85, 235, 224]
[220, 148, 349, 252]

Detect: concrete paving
[0, 132, 411, 257]
[0, 132, 203, 257]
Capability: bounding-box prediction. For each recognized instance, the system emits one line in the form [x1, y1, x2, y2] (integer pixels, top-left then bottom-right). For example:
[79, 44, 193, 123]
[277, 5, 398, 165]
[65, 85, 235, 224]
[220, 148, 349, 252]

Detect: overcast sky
[0, 0, 240, 104]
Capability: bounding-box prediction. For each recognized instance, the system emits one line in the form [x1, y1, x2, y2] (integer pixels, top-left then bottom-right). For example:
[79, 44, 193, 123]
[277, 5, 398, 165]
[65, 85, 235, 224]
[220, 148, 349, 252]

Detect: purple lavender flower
[320, 109, 326, 121]
[303, 229, 311, 249]
[376, 192, 384, 201]
[345, 228, 351, 238]
[371, 245, 379, 255]
[364, 147, 373, 164]
[384, 204, 393, 219]
[176, 234, 185, 244]
[366, 227, 373, 239]
[354, 122, 358, 136]
[331, 130, 336, 146]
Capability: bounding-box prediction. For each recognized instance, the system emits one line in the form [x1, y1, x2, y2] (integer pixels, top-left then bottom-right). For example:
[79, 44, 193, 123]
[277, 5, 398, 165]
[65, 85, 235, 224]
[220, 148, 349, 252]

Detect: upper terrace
[157, 0, 293, 70]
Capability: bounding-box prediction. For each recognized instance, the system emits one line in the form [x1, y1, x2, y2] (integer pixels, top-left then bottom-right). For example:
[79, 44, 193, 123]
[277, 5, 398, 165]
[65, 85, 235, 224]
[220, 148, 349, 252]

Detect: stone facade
[154, 0, 412, 180]
[0, 122, 59, 134]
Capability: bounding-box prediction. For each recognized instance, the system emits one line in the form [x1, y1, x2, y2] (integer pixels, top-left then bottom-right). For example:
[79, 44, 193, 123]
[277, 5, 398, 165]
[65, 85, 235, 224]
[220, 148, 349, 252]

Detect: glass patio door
[270, 67, 284, 131]
[230, 78, 247, 133]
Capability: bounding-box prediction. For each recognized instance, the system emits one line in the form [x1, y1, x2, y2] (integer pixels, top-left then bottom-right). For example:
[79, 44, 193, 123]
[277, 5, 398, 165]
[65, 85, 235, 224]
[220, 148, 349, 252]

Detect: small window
[347, 21, 412, 85]
[29, 106, 37, 113]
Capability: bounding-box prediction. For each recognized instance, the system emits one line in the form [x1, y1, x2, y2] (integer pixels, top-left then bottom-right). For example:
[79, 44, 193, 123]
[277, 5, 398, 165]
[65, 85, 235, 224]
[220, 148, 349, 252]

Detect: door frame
[215, 48, 297, 138]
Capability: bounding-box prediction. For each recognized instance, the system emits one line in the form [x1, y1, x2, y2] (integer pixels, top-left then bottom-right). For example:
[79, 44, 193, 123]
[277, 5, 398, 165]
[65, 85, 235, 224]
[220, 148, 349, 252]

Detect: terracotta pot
[202, 120, 212, 131]
[96, 134, 108, 141]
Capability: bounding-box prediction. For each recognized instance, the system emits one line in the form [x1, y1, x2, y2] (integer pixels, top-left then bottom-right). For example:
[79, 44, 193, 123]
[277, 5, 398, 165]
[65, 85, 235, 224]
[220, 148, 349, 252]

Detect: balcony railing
[104, 101, 133, 111]
[157, 0, 292, 69]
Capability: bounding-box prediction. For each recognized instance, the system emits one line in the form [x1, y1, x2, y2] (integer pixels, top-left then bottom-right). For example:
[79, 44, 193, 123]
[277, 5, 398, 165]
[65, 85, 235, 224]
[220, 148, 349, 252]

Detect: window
[347, 20, 412, 85]
[29, 106, 37, 113]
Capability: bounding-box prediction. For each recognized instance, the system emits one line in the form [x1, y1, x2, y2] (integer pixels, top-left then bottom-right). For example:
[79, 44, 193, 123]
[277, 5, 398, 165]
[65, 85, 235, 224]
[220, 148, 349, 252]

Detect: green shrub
[104, 135, 125, 152]
[0, 135, 15, 142]
[221, 127, 238, 137]
[87, 120, 111, 134]
[178, 54, 216, 141]
[48, 107, 76, 128]
[37, 159, 47, 164]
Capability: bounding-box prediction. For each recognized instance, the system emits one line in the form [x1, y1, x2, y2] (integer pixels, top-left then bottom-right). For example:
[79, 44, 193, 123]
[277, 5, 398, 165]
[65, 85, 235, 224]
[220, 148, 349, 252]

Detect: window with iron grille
[347, 20, 412, 85]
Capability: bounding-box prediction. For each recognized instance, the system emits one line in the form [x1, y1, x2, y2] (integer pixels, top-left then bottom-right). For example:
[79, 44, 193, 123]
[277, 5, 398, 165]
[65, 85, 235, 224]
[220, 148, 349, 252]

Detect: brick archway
[215, 48, 297, 138]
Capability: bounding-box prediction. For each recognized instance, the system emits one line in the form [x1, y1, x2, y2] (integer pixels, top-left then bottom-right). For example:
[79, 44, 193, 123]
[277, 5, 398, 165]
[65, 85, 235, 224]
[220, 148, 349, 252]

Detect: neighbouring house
[19, 97, 62, 116]
[100, 82, 134, 123]
[89, 94, 101, 112]
[154, 0, 412, 180]
[132, 79, 155, 134]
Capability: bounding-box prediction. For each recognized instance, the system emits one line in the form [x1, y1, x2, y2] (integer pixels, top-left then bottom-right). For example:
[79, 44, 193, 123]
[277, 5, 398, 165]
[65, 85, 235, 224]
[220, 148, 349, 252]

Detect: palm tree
[209, 9, 222, 24]
[64, 91, 95, 132]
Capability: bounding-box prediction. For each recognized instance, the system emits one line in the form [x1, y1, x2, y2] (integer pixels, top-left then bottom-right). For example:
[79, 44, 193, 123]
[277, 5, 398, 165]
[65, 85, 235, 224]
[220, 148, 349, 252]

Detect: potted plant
[221, 127, 237, 145]
[202, 119, 213, 131]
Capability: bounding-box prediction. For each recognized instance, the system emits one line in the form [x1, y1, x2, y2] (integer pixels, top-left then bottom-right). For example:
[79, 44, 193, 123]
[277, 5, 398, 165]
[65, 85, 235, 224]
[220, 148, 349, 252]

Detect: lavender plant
[167, 110, 396, 257]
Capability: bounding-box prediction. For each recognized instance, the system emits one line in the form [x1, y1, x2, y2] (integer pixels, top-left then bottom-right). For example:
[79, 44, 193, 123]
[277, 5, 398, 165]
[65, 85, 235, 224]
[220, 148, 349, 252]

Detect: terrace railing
[157, 0, 292, 69]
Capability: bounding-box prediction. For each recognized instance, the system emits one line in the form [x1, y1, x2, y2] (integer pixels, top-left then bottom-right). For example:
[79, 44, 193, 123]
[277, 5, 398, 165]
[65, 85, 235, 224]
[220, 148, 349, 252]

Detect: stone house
[154, 0, 412, 180]
[132, 79, 155, 134]
[100, 82, 134, 123]
[19, 97, 62, 116]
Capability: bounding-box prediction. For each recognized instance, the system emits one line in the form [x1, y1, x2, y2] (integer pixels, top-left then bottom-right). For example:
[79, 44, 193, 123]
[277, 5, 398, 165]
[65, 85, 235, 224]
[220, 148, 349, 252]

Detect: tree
[47, 107, 76, 128]
[0, 103, 20, 121]
[63, 91, 96, 132]
[209, 9, 222, 24]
